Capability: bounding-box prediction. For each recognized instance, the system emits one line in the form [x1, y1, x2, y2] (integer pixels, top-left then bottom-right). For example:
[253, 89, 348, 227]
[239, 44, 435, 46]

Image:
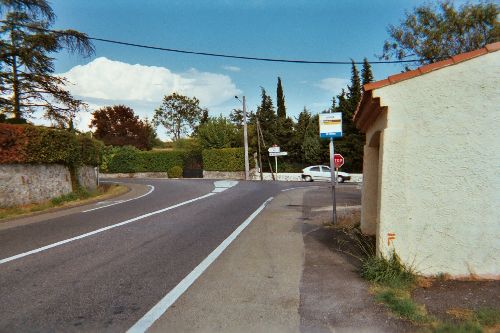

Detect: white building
[353, 42, 500, 278]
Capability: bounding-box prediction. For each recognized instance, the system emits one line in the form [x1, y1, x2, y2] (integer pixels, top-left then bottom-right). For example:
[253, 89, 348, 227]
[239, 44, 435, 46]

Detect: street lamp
[235, 95, 250, 181]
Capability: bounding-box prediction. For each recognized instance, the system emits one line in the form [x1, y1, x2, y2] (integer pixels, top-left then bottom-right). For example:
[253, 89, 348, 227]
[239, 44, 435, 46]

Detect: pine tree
[332, 61, 365, 173]
[0, 0, 94, 126]
[256, 88, 277, 147]
[276, 77, 286, 118]
[361, 58, 374, 86]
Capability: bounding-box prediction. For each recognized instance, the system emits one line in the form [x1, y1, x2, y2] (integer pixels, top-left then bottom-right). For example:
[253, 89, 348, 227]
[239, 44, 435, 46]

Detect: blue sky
[46, 0, 458, 139]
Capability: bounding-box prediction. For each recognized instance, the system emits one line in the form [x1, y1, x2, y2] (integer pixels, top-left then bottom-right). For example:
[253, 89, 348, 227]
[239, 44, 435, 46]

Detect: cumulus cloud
[222, 65, 241, 72]
[60, 57, 241, 108]
[57, 57, 241, 137]
[316, 77, 349, 95]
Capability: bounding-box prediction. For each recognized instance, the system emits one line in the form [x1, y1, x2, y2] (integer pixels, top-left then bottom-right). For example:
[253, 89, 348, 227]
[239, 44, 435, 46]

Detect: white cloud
[222, 65, 241, 72]
[316, 77, 349, 95]
[58, 57, 241, 139]
[61, 57, 241, 107]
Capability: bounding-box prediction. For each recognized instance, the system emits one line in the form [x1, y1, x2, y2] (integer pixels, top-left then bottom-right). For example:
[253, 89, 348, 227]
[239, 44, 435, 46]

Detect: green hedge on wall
[203, 148, 253, 171]
[102, 147, 185, 173]
[0, 124, 102, 166]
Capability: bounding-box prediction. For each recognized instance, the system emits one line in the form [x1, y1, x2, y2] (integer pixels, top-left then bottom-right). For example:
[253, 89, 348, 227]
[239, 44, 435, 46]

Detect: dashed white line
[127, 196, 274, 333]
[0, 192, 215, 265]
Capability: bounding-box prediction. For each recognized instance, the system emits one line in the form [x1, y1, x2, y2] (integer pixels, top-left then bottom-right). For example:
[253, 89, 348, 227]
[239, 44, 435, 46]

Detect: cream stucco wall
[370, 52, 499, 277]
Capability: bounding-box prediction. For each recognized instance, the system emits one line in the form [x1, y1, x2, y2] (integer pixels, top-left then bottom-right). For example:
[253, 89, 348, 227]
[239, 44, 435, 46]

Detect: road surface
[0, 179, 360, 332]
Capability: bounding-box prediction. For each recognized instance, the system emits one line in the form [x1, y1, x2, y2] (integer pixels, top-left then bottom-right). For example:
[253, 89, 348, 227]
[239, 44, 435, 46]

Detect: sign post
[319, 113, 343, 225]
[268, 146, 287, 180]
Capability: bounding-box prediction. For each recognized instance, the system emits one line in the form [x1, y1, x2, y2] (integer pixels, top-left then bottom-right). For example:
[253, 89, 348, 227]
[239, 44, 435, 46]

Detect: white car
[301, 165, 351, 183]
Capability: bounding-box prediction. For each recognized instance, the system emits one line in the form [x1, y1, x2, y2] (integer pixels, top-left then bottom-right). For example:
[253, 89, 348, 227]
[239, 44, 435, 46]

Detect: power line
[1, 20, 428, 65]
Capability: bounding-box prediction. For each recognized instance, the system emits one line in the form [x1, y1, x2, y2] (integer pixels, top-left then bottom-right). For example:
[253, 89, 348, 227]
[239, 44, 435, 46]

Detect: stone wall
[100, 172, 168, 179]
[0, 164, 97, 208]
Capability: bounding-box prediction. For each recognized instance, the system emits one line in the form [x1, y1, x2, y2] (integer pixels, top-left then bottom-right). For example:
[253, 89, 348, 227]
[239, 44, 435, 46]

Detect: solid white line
[82, 185, 155, 213]
[281, 185, 321, 192]
[0, 193, 216, 265]
[127, 196, 274, 333]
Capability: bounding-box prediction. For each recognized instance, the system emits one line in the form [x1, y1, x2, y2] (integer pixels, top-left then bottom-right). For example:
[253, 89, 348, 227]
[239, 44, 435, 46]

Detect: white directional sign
[268, 146, 280, 153]
[269, 152, 288, 157]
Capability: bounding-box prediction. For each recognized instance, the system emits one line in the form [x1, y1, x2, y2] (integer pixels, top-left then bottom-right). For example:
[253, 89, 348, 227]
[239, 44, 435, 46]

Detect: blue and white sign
[319, 113, 343, 139]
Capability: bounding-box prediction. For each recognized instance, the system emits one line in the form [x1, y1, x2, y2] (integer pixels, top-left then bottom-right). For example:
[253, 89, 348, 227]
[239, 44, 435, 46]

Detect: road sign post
[319, 113, 343, 225]
[268, 147, 287, 180]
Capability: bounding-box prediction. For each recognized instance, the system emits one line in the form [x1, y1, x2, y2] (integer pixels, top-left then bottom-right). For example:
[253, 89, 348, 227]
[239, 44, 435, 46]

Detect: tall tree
[0, 0, 94, 126]
[302, 114, 323, 164]
[255, 88, 277, 147]
[276, 77, 286, 118]
[289, 107, 311, 162]
[153, 93, 206, 141]
[361, 58, 374, 86]
[90, 105, 154, 150]
[381, 0, 499, 66]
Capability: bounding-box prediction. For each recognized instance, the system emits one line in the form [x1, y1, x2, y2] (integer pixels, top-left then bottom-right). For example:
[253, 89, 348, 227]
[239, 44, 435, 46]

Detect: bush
[0, 124, 102, 166]
[203, 147, 253, 171]
[168, 166, 183, 178]
[136, 150, 185, 172]
[105, 146, 140, 173]
[102, 146, 185, 173]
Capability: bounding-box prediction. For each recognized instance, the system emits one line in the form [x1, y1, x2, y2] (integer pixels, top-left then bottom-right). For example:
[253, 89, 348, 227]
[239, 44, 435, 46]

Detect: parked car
[301, 165, 351, 183]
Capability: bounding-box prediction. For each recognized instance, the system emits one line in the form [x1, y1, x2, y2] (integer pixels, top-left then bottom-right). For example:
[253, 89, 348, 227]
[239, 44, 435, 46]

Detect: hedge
[102, 147, 185, 173]
[203, 147, 253, 171]
[0, 124, 102, 166]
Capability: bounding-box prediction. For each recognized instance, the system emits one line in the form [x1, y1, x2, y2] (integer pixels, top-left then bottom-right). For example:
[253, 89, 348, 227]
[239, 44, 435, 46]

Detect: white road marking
[127, 196, 274, 333]
[82, 185, 155, 213]
[0, 193, 215, 265]
[281, 186, 321, 192]
[212, 180, 239, 192]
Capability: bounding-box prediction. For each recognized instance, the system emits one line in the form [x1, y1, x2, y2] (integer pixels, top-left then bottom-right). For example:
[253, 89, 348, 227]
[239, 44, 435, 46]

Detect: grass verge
[0, 184, 128, 221]
[339, 226, 500, 332]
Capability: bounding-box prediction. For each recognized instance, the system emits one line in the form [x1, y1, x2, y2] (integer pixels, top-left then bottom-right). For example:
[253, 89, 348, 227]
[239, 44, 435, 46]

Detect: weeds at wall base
[335, 226, 500, 332]
[0, 184, 126, 220]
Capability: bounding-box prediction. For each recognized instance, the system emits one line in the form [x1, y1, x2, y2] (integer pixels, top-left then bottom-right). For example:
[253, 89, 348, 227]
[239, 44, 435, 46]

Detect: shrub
[0, 124, 28, 163]
[203, 147, 253, 171]
[168, 166, 183, 178]
[136, 150, 185, 172]
[0, 124, 102, 166]
[106, 146, 140, 173]
[102, 147, 185, 173]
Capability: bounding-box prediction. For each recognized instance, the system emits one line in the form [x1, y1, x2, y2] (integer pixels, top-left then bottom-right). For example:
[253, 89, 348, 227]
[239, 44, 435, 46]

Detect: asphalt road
[0, 179, 359, 332]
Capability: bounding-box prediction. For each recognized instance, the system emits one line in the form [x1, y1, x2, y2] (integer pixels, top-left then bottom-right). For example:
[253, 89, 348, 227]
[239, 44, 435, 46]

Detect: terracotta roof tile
[363, 42, 499, 92]
[418, 59, 454, 74]
[363, 79, 390, 91]
[451, 48, 488, 63]
[485, 42, 500, 52]
[355, 42, 499, 130]
[388, 69, 420, 84]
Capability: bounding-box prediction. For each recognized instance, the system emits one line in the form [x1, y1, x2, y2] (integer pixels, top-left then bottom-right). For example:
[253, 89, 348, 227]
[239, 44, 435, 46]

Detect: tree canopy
[153, 93, 206, 141]
[381, 0, 499, 65]
[90, 105, 154, 150]
[0, 0, 94, 126]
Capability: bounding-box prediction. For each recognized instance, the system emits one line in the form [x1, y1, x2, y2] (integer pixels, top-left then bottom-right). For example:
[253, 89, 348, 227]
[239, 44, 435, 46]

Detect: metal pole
[256, 119, 264, 181]
[242, 96, 250, 181]
[330, 138, 337, 225]
[275, 156, 278, 180]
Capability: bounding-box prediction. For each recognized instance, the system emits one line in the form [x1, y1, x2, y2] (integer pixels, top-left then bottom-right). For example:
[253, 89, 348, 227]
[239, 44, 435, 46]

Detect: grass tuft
[361, 251, 416, 289]
[375, 289, 428, 323]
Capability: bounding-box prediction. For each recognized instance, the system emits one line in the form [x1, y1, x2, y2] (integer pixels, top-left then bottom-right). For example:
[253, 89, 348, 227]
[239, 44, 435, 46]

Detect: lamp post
[235, 96, 250, 180]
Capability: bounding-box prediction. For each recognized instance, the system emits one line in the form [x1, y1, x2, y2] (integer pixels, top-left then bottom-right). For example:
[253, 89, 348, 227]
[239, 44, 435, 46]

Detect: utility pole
[256, 119, 264, 180]
[242, 96, 250, 181]
[235, 96, 250, 180]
